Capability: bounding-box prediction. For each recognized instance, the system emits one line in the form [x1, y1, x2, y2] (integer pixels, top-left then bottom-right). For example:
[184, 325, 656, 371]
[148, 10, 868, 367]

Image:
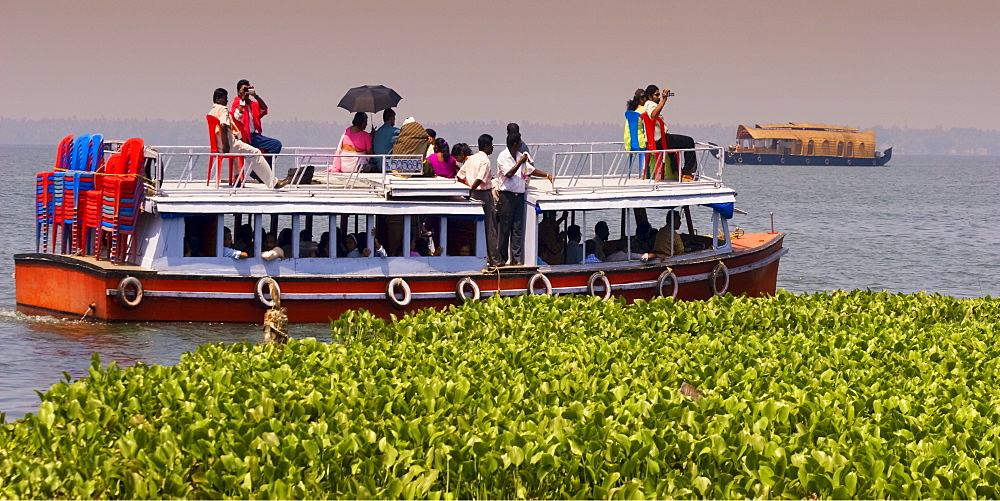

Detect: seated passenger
[372, 108, 400, 170]
[299, 229, 318, 258]
[278, 228, 293, 257]
[425, 138, 458, 178]
[233, 223, 254, 255]
[606, 222, 655, 262]
[261, 233, 284, 261]
[538, 211, 567, 265]
[584, 240, 602, 263]
[329, 112, 373, 173]
[452, 143, 472, 170]
[342, 233, 362, 257]
[425, 128, 437, 158]
[457, 243, 473, 256]
[585, 221, 611, 261]
[392, 118, 429, 159]
[223, 227, 247, 259]
[563, 224, 583, 264]
[351, 232, 387, 258]
[644, 210, 685, 260]
[318, 231, 330, 257]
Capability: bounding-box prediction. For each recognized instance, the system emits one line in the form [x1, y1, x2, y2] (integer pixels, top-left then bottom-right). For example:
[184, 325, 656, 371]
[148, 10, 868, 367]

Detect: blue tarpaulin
[706, 202, 734, 219]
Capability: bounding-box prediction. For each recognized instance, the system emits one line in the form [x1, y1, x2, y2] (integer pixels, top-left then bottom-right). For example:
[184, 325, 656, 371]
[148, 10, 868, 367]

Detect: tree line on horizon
[0, 117, 996, 156]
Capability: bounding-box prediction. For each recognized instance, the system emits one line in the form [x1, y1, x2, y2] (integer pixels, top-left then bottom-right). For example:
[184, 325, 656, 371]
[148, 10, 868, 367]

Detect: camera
[666, 91, 675, 97]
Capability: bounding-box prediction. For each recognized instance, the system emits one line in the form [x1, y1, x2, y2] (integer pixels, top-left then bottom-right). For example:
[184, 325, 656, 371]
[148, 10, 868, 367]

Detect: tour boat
[15, 136, 787, 323]
[724, 123, 891, 166]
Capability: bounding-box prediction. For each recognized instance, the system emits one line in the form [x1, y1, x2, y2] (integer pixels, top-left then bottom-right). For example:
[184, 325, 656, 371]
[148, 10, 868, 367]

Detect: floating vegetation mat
[3, 291, 1000, 499]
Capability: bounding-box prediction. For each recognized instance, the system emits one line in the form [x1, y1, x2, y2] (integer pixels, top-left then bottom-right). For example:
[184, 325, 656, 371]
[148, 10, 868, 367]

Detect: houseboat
[16, 136, 787, 323]
[724, 123, 891, 166]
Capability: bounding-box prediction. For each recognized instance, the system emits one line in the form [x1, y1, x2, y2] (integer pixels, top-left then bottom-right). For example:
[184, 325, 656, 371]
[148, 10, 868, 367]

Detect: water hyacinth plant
[2, 291, 1000, 498]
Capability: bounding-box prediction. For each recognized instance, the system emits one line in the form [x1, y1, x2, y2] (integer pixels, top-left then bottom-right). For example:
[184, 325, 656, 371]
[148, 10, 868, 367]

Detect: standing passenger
[458, 134, 501, 268]
[496, 132, 553, 266]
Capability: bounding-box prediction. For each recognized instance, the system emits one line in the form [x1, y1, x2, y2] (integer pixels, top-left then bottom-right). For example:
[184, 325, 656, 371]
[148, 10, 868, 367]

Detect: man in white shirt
[209, 88, 285, 189]
[457, 134, 501, 267]
[495, 132, 553, 266]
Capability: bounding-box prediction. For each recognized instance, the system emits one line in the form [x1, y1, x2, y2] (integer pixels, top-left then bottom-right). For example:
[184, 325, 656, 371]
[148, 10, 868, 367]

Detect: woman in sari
[329, 112, 373, 173]
[424, 137, 458, 178]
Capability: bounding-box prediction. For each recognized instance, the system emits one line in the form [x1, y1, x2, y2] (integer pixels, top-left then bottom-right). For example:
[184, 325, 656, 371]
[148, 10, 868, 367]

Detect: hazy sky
[2, 0, 998, 130]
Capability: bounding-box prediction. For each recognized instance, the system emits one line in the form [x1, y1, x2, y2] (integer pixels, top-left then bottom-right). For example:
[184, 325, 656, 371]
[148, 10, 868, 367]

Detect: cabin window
[795, 140, 803, 155]
[807, 140, 815, 155]
[560, 207, 725, 266]
[837, 142, 844, 156]
[846, 142, 854, 156]
[859, 143, 867, 156]
[183, 215, 218, 257]
[822, 141, 831, 155]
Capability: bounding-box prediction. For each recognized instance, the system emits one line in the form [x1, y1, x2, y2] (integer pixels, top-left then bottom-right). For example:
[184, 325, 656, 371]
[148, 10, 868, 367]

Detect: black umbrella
[337, 85, 402, 113]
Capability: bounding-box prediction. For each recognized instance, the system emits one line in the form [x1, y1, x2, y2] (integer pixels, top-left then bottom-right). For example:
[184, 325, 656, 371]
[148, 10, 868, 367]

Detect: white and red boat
[15, 137, 786, 323]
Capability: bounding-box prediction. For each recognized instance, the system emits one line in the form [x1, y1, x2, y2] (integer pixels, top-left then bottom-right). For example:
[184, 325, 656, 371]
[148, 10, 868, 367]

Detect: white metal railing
[149, 146, 424, 194]
[145, 141, 725, 196]
[547, 142, 725, 191]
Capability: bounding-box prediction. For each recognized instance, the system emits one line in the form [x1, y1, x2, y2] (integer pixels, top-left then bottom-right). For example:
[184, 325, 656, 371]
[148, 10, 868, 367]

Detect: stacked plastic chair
[81, 154, 113, 256]
[35, 135, 74, 252]
[66, 135, 103, 254]
[95, 137, 146, 263]
[53, 134, 103, 254]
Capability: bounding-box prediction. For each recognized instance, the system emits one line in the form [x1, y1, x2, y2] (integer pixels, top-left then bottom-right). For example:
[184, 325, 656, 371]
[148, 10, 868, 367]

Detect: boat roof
[737, 124, 875, 143]
[754, 122, 859, 132]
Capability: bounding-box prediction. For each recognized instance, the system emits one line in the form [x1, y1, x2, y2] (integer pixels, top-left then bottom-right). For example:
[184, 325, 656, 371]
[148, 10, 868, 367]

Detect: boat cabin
[145, 142, 736, 277]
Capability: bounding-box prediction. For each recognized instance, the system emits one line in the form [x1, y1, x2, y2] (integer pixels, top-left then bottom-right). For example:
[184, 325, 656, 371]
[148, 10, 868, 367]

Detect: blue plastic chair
[624, 111, 647, 178]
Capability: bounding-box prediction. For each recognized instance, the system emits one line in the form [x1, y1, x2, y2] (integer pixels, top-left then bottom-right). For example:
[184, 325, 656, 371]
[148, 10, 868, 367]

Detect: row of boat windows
[739, 139, 868, 156]
[181, 207, 723, 262]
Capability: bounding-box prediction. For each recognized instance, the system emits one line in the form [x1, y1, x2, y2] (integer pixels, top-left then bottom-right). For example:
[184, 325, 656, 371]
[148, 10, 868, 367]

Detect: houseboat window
[807, 140, 815, 155]
[837, 141, 845, 156]
[822, 141, 831, 155]
[846, 142, 854, 156]
[859, 143, 867, 156]
[795, 139, 803, 155]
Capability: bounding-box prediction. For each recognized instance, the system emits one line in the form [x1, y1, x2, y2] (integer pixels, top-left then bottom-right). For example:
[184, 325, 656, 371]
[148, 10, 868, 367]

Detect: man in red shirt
[231, 79, 283, 167]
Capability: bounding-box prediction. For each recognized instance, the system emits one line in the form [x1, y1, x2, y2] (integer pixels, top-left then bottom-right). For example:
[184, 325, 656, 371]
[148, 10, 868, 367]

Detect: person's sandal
[274, 179, 290, 189]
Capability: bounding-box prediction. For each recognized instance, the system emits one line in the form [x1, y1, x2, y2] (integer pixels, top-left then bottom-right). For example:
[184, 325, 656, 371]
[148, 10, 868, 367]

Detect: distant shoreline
[2, 118, 997, 156]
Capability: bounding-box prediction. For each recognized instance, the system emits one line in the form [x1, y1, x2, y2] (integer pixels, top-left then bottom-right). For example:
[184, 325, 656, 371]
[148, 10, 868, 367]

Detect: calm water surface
[1, 145, 998, 420]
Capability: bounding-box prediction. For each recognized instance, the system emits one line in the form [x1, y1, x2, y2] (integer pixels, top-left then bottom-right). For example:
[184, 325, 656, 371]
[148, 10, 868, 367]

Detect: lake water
[1, 145, 998, 420]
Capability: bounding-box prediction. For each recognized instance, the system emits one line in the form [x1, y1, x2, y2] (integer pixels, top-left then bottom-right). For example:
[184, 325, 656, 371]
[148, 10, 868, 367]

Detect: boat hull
[15, 234, 785, 323]
[725, 148, 891, 166]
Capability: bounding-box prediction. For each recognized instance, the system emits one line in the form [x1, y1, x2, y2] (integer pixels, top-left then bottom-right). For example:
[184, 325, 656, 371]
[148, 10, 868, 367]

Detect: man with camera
[643, 84, 697, 180]
[232, 79, 282, 166]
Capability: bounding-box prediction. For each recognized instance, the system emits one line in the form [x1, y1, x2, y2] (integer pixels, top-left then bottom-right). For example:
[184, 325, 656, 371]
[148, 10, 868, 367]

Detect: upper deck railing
[144, 141, 726, 197]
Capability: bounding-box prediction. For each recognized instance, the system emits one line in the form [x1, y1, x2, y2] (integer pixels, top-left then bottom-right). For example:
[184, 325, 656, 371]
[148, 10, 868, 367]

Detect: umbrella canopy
[337, 85, 402, 113]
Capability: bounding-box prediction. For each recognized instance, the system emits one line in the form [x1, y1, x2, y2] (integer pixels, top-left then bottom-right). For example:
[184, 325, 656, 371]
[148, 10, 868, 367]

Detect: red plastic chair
[36, 135, 74, 252]
[96, 138, 146, 262]
[206, 114, 243, 186]
[641, 113, 675, 181]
